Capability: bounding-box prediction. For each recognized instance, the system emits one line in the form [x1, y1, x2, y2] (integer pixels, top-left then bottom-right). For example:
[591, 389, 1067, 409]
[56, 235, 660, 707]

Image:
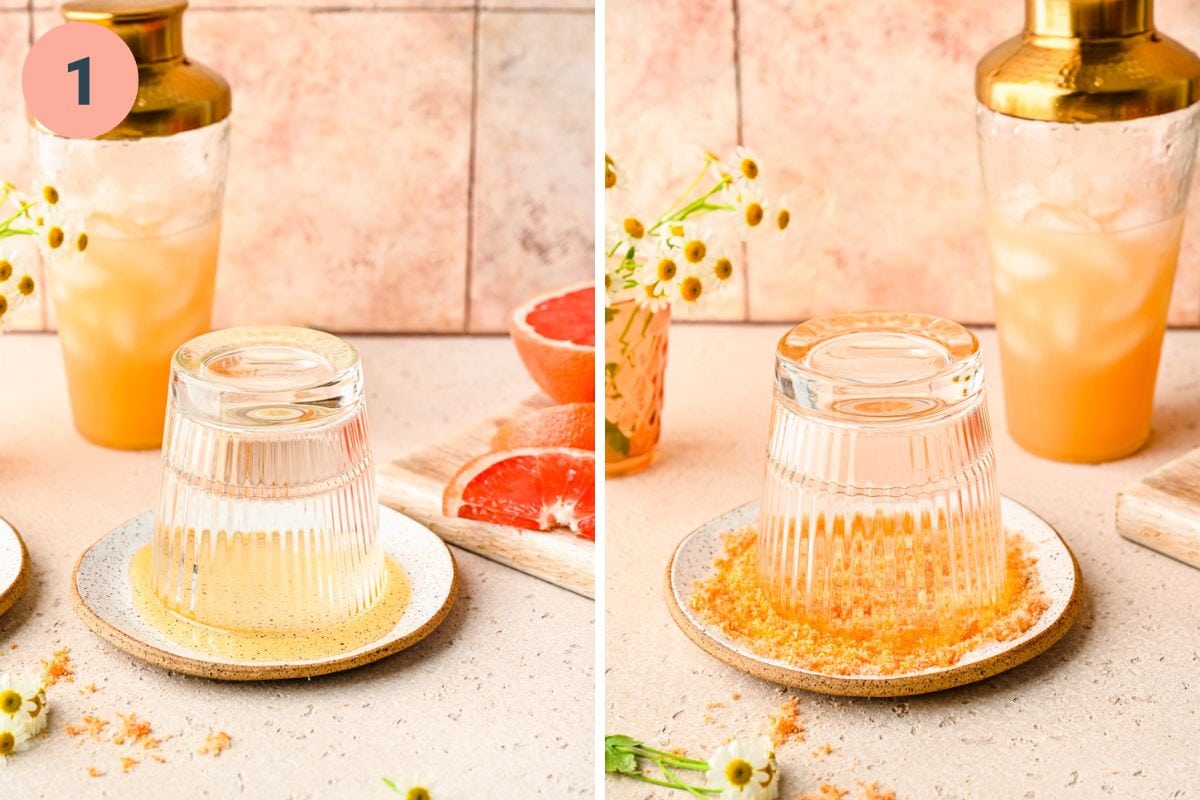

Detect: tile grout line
[462, 0, 482, 333]
[27, 0, 50, 331]
[731, 0, 750, 322]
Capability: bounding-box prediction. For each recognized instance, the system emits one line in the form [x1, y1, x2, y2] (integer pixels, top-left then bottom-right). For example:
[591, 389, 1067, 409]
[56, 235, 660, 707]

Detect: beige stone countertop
[0, 334, 593, 798]
[606, 324, 1200, 800]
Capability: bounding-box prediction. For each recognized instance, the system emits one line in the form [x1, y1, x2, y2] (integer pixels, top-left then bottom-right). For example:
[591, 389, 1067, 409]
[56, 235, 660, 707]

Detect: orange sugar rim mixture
[689, 526, 1049, 676]
[770, 695, 805, 747]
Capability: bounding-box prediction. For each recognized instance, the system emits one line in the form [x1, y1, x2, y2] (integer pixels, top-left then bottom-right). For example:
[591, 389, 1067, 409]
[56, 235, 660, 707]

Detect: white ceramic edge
[73, 505, 456, 669]
[0, 515, 27, 614]
[669, 496, 1077, 682]
[0, 516, 21, 594]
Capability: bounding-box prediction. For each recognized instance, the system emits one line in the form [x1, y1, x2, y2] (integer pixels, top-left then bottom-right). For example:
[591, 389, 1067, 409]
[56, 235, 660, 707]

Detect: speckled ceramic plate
[0, 514, 30, 618]
[71, 506, 458, 681]
[666, 496, 1082, 697]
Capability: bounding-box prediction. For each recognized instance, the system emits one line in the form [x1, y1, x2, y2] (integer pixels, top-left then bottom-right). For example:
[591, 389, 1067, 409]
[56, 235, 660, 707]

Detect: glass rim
[775, 312, 984, 423]
[170, 325, 364, 430]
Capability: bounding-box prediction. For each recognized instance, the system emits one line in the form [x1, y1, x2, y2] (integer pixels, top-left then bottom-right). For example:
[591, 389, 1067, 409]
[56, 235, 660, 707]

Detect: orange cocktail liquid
[52, 217, 222, 449]
[988, 208, 1185, 463]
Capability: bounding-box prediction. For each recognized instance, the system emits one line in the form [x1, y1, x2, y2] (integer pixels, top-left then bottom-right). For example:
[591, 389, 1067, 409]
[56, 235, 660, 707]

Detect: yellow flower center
[740, 158, 759, 180]
[18, 275, 35, 296]
[726, 758, 754, 787]
[670, 224, 684, 237]
[680, 275, 703, 302]
[76, 232, 88, 252]
[47, 227, 64, 249]
[0, 730, 15, 756]
[777, 209, 790, 231]
[684, 240, 706, 263]
[406, 788, 431, 800]
[605, 167, 616, 189]
[656, 258, 678, 282]
[714, 258, 733, 281]
[0, 296, 8, 317]
[0, 260, 11, 282]
[0, 689, 22, 716]
[43, 185, 59, 204]
[604, 273, 612, 291]
[623, 217, 645, 239]
[745, 203, 764, 227]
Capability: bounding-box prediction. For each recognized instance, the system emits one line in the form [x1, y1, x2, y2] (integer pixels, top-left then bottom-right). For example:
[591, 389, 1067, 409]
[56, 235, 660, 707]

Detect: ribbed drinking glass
[153, 326, 384, 633]
[757, 313, 1005, 638]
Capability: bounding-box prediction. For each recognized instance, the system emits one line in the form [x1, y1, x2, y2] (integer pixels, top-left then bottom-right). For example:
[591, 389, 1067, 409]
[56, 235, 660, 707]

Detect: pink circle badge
[22, 22, 139, 139]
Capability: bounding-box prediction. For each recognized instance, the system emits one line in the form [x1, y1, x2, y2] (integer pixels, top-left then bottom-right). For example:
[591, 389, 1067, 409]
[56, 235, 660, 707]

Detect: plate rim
[70, 506, 459, 681]
[0, 514, 31, 619]
[665, 497, 1083, 697]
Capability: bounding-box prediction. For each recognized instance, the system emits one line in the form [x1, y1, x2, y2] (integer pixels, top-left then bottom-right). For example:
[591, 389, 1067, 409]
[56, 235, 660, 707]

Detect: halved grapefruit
[491, 403, 595, 452]
[509, 283, 595, 404]
[443, 447, 595, 540]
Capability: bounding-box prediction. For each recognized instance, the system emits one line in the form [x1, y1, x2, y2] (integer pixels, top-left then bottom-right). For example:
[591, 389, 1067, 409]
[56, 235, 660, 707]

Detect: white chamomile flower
[709, 254, 736, 293]
[0, 673, 45, 731]
[384, 774, 441, 800]
[606, 194, 658, 254]
[726, 180, 768, 240]
[773, 196, 791, 239]
[665, 262, 713, 316]
[604, 270, 637, 308]
[36, 205, 87, 269]
[706, 736, 779, 799]
[604, 154, 633, 196]
[0, 245, 17, 289]
[634, 281, 671, 313]
[0, 713, 31, 764]
[634, 238, 683, 296]
[661, 221, 713, 270]
[731, 145, 762, 182]
[1, 271, 37, 317]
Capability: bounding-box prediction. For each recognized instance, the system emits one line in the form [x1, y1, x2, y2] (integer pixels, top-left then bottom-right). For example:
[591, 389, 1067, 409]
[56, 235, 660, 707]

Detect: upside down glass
[153, 327, 384, 633]
[757, 313, 1005, 639]
[32, 1, 231, 449]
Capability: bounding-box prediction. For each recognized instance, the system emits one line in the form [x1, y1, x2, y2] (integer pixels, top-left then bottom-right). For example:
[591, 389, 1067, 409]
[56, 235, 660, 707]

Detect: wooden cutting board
[376, 397, 595, 598]
[1116, 445, 1200, 570]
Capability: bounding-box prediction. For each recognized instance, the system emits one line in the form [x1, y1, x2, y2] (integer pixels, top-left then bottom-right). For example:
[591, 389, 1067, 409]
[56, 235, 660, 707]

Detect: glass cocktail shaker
[977, 0, 1200, 463]
[32, 1, 230, 450]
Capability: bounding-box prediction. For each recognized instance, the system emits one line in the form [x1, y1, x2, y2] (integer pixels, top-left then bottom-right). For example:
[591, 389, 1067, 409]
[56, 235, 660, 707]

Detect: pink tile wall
[607, 0, 1200, 326]
[0, 11, 42, 332]
[471, 10, 594, 330]
[5, 2, 594, 333]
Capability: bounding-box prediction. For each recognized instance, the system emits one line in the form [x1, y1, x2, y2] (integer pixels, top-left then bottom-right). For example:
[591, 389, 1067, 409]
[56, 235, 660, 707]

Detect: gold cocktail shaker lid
[48, 0, 231, 139]
[976, 0, 1200, 123]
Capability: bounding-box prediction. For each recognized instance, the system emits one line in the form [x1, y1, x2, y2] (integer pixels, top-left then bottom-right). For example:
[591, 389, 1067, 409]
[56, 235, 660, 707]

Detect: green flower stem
[631, 744, 709, 771]
[662, 163, 713, 218]
[0, 202, 35, 230]
[624, 771, 718, 796]
[656, 762, 719, 798]
[649, 180, 731, 235]
[605, 734, 718, 798]
[617, 302, 641, 351]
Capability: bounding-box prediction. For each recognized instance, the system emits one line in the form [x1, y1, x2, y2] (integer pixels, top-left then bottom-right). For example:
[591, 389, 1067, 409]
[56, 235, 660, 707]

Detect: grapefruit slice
[491, 403, 595, 452]
[443, 447, 595, 540]
[509, 283, 595, 404]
